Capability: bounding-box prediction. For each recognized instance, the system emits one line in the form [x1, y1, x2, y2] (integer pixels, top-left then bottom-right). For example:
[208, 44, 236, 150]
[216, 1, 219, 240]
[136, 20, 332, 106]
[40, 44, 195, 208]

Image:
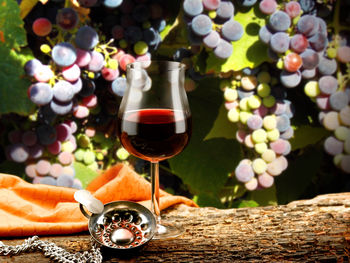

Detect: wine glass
[117, 61, 192, 239]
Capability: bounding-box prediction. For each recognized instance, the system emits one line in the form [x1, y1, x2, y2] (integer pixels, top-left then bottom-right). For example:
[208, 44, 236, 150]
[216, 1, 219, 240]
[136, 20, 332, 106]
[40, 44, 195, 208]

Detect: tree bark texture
[1, 192, 349, 262]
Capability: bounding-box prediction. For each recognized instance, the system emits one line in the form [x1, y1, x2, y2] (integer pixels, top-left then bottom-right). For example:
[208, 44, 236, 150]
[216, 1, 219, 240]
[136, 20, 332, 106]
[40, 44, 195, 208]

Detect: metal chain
[0, 236, 103, 263]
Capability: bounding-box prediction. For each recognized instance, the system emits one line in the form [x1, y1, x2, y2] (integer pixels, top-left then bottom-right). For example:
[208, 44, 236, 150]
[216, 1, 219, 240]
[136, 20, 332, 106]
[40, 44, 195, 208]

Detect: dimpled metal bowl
[80, 201, 156, 250]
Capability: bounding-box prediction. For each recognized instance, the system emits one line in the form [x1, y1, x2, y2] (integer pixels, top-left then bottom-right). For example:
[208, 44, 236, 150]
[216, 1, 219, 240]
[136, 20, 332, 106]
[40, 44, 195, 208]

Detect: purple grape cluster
[258, 1, 350, 174]
[6, 122, 82, 188]
[304, 45, 350, 174]
[183, 0, 243, 59]
[223, 66, 294, 190]
[259, 1, 328, 89]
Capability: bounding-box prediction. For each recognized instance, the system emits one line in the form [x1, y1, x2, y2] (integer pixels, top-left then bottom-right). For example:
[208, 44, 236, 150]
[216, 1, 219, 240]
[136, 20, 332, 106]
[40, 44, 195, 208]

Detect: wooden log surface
[1, 192, 349, 262]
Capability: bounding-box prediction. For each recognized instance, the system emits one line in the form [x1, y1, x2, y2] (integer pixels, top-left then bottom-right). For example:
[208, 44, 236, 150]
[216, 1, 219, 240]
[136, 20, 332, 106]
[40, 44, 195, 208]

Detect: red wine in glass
[117, 109, 192, 162]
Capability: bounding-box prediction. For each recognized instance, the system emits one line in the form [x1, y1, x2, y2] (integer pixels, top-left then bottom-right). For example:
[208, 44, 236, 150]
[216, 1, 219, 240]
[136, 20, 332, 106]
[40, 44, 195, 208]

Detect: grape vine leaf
[169, 78, 241, 199]
[275, 146, 323, 204]
[206, 6, 268, 73]
[74, 162, 99, 189]
[0, 0, 27, 49]
[0, 46, 35, 115]
[290, 125, 329, 151]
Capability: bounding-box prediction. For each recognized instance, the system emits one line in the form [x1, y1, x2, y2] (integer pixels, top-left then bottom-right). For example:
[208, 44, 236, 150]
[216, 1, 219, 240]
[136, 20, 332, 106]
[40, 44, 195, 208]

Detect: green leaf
[275, 146, 323, 204]
[168, 77, 241, 198]
[0, 161, 25, 179]
[194, 193, 225, 208]
[74, 162, 99, 189]
[234, 200, 259, 208]
[206, 6, 268, 73]
[0, 0, 27, 49]
[169, 137, 240, 196]
[0, 46, 35, 115]
[205, 103, 237, 140]
[247, 185, 277, 206]
[290, 125, 329, 151]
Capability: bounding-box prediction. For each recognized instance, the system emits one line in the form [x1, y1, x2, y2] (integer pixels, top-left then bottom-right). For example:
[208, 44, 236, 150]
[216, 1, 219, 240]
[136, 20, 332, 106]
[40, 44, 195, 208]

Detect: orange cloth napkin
[0, 163, 197, 237]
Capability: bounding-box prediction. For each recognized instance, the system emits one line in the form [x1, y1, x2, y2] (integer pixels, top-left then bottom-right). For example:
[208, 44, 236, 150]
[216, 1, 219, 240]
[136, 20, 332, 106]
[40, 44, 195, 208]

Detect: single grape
[102, 0, 122, 8]
[263, 115, 277, 130]
[329, 91, 349, 111]
[82, 94, 98, 108]
[86, 51, 104, 72]
[53, 80, 74, 103]
[203, 0, 221, 10]
[58, 151, 73, 165]
[78, 78, 96, 97]
[257, 83, 271, 98]
[8, 143, 29, 163]
[290, 34, 308, 53]
[340, 155, 350, 173]
[280, 70, 301, 88]
[304, 80, 320, 98]
[259, 25, 273, 45]
[28, 83, 53, 106]
[322, 111, 340, 131]
[300, 49, 319, 69]
[247, 115, 263, 130]
[245, 177, 258, 191]
[24, 59, 42, 77]
[284, 1, 301, 18]
[269, 11, 291, 32]
[297, 15, 319, 37]
[119, 54, 136, 71]
[262, 149, 276, 163]
[324, 136, 344, 156]
[267, 156, 288, 176]
[191, 14, 212, 37]
[308, 33, 328, 52]
[21, 131, 37, 147]
[25, 163, 38, 178]
[36, 124, 57, 145]
[75, 26, 99, 51]
[340, 106, 350, 126]
[334, 126, 350, 141]
[259, 0, 277, 15]
[62, 64, 81, 82]
[284, 52, 302, 72]
[276, 114, 291, 132]
[34, 65, 54, 83]
[258, 172, 274, 188]
[52, 42, 77, 67]
[337, 46, 350, 63]
[56, 8, 78, 30]
[301, 68, 316, 79]
[203, 30, 221, 49]
[55, 123, 72, 142]
[57, 174, 74, 187]
[111, 77, 127, 96]
[39, 176, 57, 186]
[213, 39, 233, 59]
[216, 0, 234, 21]
[241, 75, 258, 91]
[73, 105, 90, 119]
[49, 163, 63, 178]
[318, 57, 337, 76]
[235, 161, 254, 183]
[8, 130, 22, 144]
[252, 158, 268, 174]
[75, 49, 91, 67]
[222, 20, 243, 42]
[183, 0, 203, 17]
[270, 32, 290, 54]
[35, 159, 51, 175]
[316, 95, 330, 110]
[32, 18, 52, 37]
[50, 99, 73, 115]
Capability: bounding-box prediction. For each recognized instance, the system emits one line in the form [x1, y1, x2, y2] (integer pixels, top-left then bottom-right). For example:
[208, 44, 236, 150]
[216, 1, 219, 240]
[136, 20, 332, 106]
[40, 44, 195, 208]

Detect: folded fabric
[0, 163, 197, 237]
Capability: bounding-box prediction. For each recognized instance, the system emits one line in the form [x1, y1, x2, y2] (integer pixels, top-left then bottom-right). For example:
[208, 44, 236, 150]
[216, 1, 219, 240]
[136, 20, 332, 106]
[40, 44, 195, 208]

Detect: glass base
[153, 222, 184, 240]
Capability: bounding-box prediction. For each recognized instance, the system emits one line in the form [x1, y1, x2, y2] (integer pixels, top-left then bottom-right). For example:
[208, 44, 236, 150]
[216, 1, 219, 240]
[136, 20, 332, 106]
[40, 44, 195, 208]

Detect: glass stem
[150, 161, 161, 224]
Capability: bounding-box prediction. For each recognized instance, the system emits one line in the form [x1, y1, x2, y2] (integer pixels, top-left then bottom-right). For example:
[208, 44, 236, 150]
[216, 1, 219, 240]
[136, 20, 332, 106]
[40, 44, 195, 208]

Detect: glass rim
[126, 60, 186, 72]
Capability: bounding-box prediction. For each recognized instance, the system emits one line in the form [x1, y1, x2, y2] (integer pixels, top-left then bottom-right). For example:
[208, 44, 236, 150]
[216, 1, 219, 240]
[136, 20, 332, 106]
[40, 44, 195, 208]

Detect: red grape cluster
[182, 0, 243, 59]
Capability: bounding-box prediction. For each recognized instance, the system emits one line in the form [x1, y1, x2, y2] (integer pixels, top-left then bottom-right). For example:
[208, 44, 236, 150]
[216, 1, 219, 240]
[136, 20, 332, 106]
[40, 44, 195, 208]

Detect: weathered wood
[1, 193, 349, 262]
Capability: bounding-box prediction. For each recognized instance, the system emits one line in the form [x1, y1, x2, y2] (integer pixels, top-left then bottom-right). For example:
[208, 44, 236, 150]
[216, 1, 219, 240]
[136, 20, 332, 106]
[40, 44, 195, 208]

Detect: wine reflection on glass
[117, 61, 192, 239]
